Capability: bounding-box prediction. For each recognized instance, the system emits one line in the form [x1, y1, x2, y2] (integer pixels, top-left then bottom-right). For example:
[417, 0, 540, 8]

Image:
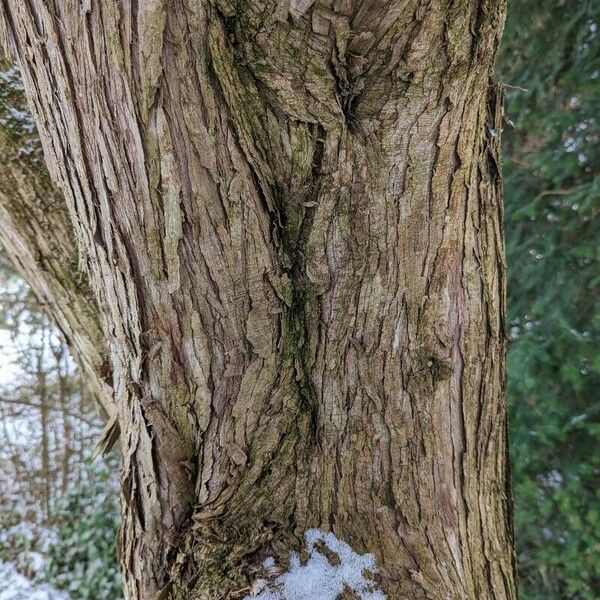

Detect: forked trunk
[0, 1, 516, 598]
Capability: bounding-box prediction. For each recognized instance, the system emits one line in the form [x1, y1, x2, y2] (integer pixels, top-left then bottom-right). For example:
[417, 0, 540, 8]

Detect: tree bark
[0, 1, 516, 598]
[0, 59, 115, 415]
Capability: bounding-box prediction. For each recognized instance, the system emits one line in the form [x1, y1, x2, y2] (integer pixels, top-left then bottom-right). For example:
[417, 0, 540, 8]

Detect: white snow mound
[244, 529, 386, 599]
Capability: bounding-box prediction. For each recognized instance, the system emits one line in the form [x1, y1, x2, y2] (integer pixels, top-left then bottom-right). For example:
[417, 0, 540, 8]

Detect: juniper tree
[0, 1, 516, 598]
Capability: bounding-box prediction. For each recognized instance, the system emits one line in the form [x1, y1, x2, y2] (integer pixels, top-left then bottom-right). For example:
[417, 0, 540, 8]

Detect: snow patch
[244, 529, 386, 599]
[0, 561, 71, 600]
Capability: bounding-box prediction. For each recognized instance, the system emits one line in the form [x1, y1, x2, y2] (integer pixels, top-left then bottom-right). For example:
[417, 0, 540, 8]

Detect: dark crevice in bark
[280, 126, 325, 430]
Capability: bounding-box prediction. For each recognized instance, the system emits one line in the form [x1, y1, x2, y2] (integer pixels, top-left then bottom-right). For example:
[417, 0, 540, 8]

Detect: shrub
[46, 460, 123, 599]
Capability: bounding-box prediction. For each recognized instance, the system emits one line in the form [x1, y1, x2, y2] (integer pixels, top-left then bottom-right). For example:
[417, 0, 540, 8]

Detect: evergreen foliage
[500, 1, 600, 597]
[46, 460, 122, 600]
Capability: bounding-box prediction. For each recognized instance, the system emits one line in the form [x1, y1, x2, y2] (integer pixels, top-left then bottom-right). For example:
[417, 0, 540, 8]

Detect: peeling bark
[0, 1, 516, 598]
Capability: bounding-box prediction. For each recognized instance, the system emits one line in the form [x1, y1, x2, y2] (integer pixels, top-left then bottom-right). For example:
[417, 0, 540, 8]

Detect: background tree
[0, 51, 122, 600]
[500, 1, 600, 598]
[0, 2, 516, 599]
[0, 258, 122, 599]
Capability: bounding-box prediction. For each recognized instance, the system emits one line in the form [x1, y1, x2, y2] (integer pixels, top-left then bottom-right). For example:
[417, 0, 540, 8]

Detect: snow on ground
[0, 561, 70, 600]
[245, 529, 386, 599]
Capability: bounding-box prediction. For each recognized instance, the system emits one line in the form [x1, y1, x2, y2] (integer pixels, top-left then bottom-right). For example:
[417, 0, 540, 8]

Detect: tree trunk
[0, 58, 115, 416]
[0, 1, 516, 598]
[55, 342, 73, 495]
[37, 322, 52, 520]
